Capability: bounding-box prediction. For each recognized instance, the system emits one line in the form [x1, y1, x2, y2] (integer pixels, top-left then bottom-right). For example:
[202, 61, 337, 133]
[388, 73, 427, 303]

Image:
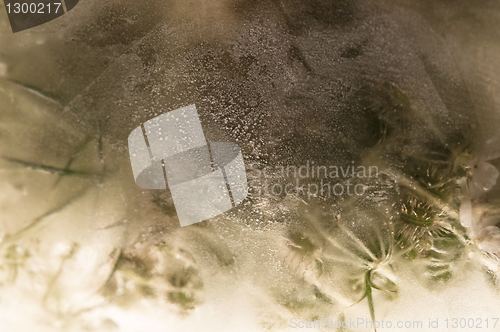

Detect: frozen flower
[469, 133, 500, 198]
[477, 226, 500, 255]
[460, 199, 500, 256]
[467, 160, 499, 199]
[458, 133, 500, 257]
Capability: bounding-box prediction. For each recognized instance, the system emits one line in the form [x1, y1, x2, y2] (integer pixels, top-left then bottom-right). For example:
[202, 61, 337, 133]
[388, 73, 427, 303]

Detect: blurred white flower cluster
[459, 143, 500, 258]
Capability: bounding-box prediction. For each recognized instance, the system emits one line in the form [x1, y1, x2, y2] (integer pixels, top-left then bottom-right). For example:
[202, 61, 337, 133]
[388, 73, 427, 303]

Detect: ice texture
[1, 0, 500, 331]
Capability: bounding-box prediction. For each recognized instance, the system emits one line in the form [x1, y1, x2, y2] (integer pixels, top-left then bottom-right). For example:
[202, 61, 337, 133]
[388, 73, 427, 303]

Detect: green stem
[365, 272, 377, 332]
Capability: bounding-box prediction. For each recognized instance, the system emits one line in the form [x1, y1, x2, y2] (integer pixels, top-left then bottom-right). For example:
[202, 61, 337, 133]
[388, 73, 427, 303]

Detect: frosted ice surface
[0, 0, 500, 331]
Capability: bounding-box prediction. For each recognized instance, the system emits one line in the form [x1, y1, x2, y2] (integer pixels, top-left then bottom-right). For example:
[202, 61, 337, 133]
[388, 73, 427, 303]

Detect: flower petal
[471, 161, 499, 195]
[459, 199, 474, 230]
[477, 226, 500, 254]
